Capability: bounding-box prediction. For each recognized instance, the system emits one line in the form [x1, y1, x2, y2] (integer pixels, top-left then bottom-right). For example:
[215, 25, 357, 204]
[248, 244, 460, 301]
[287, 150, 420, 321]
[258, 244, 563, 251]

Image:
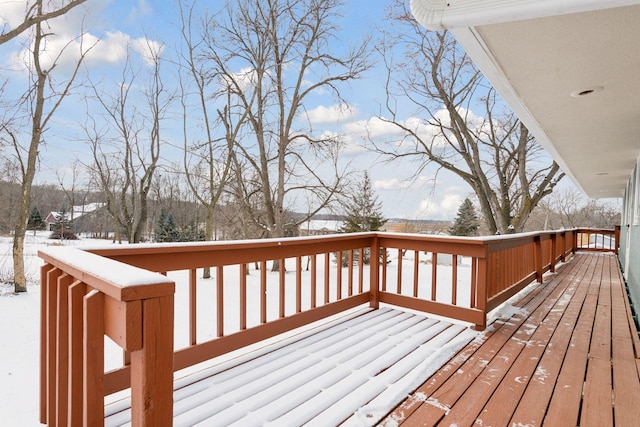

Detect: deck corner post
[369, 234, 380, 309]
[130, 294, 174, 426]
[475, 247, 488, 329]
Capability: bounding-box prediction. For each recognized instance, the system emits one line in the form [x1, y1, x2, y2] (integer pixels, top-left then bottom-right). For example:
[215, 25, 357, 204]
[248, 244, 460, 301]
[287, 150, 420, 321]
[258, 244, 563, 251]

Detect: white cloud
[8, 29, 162, 73]
[220, 67, 264, 93]
[344, 116, 404, 139]
[130, 36, 164, 66]
[128, 0, 153, 21]
[304, 103, 357, 125]
[417, 188, 465, 219]
[0, 2, 27, 29]
[374, 175, 433, 191]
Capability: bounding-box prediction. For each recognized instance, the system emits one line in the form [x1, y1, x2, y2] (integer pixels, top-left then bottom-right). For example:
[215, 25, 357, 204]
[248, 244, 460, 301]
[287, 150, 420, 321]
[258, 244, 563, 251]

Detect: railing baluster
[189, 268, 197, 345]
[296, 257, 302, 313]
[397, 249, 403, 294]
[260, 261, 267, 324]
[311, 255, 317, 308]
[413, 250, 419, 298]
[370, 238, 380, 309]
[471, 257, 477, 307]
[240, 264, 247, 330]
[83, 289, 104, 426]
[217, 266, 224, 337]
[337, 252, 342, 300]
[358, 248, 364, 294]
[45, 267, 61, 425]
[55, 274, 73, 427]
[348, 250, 354, 296]
[431, 253, 437, 301]
[39, 264, 53, 424]
[67, 281, 85, 425]
[381, 248, 388, 292]
[324, 253, 330, 304]
[452, 255, 458, 305]
[279, 259, 285, 318]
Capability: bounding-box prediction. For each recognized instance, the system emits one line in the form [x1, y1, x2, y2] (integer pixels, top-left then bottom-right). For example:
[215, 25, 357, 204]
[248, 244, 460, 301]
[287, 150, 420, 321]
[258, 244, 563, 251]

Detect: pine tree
[449, 198, 480, 236]
[156, 208, 180, 242]
[339, 172, 387, 265]
[340, 172, 387, 233]
[27, 206, 45, 231]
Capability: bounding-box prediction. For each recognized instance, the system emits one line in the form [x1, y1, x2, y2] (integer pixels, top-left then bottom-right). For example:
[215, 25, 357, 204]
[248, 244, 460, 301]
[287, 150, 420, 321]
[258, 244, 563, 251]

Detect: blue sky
[0, 0, 571, 221]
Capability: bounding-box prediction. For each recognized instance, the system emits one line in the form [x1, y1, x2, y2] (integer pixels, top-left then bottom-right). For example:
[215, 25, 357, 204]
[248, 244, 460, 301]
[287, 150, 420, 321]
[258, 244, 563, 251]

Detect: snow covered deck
[38, 229, 621, 426]
[383, 252, 640, 426]
[104, 307, 475, 426]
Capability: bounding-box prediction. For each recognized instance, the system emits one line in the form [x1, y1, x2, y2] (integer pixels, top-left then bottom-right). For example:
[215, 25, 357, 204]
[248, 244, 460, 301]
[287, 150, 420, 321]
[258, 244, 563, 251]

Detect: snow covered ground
[0, 232, 486, 426]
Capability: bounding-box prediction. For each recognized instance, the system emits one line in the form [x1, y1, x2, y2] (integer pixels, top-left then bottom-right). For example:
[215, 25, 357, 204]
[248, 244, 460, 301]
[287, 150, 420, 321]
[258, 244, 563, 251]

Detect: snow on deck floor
[105, 307, 477, 426]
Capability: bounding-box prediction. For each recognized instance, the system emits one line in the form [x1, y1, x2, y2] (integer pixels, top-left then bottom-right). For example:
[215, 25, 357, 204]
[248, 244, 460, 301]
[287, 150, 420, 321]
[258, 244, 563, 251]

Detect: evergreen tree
[156, 208, 180, 242]
[339, 172, 387, 265]
[156, 208, 168, 242]
[27, 206, 45, 231]
[180, 221, 205, 242]
[449, 198, 480, 236]
[340, 172, 387, 233]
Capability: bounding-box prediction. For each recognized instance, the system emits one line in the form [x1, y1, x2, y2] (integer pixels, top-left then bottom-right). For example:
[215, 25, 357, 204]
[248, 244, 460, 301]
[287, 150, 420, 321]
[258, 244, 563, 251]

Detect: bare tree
[1, 1, 91, 292]
[197, 0, 371, 256]
[56, 159, 90, 222]
[0, 0, 87, 45]
[527, 187, 621, 231]
[176, 1, 239, 276]
[375, 2, 564, 234]
[85, 44, 170, 243]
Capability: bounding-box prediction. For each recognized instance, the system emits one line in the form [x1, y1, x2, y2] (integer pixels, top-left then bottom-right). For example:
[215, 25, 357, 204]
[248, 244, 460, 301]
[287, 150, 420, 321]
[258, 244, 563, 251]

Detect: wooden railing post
[615, 225, 621, 255]
[130, 295, 174, 426]
[550, 233, 557, 273]
[370, 235, 380, 309]
[475, 246, 488, 331]
[534, 235, 543, 282]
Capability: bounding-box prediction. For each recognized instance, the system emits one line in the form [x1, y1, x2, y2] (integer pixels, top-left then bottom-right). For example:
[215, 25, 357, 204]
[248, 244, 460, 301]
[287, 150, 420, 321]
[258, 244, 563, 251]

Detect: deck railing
[39, 228, 610, 426]
[575, 227, 619, 253]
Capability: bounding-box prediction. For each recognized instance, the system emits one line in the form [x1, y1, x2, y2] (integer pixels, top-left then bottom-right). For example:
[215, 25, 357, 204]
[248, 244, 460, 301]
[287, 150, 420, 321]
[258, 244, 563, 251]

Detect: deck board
[104, 306, 476, 426]
[382, 252, 640, 427]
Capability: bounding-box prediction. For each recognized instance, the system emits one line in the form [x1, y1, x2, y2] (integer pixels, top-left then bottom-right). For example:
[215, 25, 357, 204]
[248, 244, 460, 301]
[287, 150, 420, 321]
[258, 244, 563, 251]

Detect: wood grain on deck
[382, 252, 640, 427]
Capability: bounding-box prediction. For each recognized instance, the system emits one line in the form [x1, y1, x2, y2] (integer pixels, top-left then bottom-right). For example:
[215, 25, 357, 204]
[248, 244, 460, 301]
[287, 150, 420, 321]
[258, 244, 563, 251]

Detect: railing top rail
[77, 229, 600, 269]
[39, 246, 174, 302]
[86, 232, 374, 255]
[576, 227, 617, 233]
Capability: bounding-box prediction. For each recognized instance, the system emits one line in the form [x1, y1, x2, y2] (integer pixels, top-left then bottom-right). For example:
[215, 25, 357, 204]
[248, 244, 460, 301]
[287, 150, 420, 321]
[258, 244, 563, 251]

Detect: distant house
[44, 203, 107, 234]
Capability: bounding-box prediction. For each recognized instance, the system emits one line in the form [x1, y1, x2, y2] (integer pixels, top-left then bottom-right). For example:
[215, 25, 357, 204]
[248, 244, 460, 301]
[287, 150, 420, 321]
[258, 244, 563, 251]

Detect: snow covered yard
[1, 232, 480, 426]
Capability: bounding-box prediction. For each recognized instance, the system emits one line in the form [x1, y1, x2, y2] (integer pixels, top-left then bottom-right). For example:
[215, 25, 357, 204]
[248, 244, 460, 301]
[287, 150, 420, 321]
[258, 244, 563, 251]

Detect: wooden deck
[381, 252, 640, 426]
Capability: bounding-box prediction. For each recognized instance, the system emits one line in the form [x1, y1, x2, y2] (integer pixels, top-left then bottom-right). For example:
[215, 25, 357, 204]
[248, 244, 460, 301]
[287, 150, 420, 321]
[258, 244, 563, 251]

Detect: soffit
[411, 1, 640, 198]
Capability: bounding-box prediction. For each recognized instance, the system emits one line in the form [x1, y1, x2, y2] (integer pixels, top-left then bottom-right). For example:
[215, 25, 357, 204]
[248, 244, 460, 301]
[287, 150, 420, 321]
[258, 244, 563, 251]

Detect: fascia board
[411, 0, 640, 30]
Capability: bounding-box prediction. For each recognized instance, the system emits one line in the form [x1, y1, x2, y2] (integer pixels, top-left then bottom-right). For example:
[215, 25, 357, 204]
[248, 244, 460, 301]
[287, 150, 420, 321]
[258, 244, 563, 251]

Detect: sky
[0, 0, 585, 221]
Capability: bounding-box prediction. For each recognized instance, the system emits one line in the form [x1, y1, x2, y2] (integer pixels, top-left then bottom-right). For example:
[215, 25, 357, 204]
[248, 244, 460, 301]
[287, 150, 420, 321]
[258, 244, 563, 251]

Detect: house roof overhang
[411, 0, 640, 198]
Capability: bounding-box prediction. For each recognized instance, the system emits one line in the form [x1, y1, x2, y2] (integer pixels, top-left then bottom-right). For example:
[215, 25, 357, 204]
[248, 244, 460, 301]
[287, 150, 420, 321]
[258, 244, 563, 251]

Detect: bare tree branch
[0, 0, 87, 45]
[373, 1, 564, 234]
